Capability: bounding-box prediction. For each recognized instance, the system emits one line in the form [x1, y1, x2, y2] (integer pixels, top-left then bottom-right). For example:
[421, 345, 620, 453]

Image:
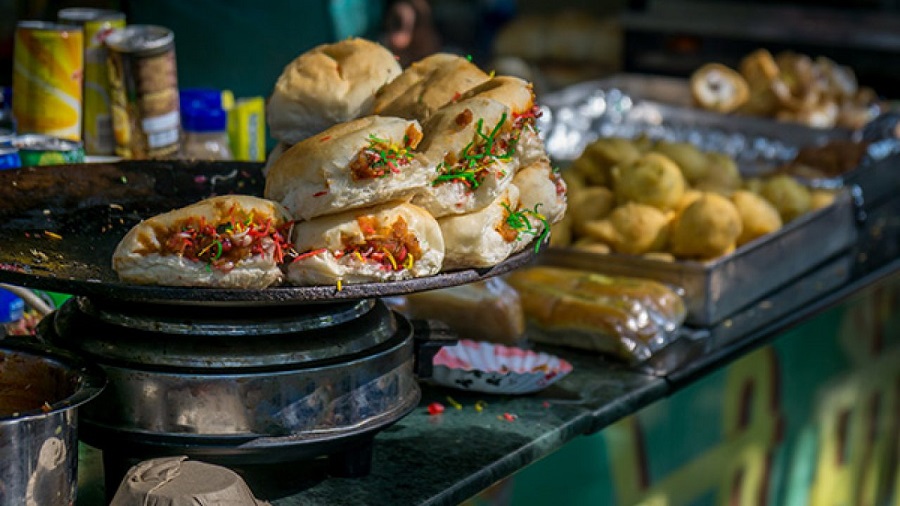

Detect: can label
[0, 147, 22, 170]
[12, 23, 84, 141]
[13, 134, 85, 167]
[107, 26, 181, 160]
[82, 16, 125, 155]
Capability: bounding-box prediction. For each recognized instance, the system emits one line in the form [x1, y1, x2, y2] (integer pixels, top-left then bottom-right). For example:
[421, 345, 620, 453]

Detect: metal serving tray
[538, 188, 858, 326]
[535, 77, 864, 326]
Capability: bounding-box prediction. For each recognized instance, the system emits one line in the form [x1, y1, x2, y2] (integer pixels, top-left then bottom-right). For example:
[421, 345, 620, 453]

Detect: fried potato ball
[670, 193, 742, 260]
[570, 186, 616, 236]
[613, 152, 686, 211]
[571, 238, 612, 254]
[731, 190, 783, 246]
[572, 137, 643, 186]
[759, 174, 812, 222]
[693, 152, 743, 195]
[810, 188, 837, 211]
[651, 141, 709, 183]
[742, 177, 765, 194]
[674, 188, 704, 214]
[581, 202, 670, 255]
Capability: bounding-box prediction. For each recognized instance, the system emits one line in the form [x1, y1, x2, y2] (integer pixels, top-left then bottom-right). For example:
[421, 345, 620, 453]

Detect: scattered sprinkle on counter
[474, 400, 487, 413]
[445, 396, 462, 410]
[500, 412, 518, 422]
[43, 231, 62, 240]
[427, 402, 445, 415]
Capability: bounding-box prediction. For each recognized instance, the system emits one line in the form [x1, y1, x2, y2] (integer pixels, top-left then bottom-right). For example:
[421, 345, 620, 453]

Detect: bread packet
[385, 277, 526, 345]
[505, 266, 686, 363]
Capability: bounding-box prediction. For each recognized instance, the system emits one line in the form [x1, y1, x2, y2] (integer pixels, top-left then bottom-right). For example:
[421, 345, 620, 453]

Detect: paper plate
[431, 340, 573, 394]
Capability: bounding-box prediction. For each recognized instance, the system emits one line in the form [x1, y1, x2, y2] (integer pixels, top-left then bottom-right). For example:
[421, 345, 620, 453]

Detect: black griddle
[0, 161, 535, 306]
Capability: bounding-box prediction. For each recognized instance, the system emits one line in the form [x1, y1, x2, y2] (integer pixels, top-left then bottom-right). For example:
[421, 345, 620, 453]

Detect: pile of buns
[112, 38, 566, 289]
[555, 136, 837, 261]
[690, 48, 880, 129]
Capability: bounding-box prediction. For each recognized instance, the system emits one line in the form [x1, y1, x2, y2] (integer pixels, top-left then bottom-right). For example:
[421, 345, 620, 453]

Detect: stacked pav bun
[264, 40, 567, 287]
[114, 39, 567, 289]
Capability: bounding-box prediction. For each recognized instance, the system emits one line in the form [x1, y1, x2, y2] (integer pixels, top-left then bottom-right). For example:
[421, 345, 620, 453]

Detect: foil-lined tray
[536, 77, 865, 326]
[538, 74, 900, 205]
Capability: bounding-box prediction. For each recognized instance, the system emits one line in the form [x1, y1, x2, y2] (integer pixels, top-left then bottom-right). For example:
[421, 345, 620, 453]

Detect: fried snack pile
[555, 136, 838, 261]
[690, 49, 880, 129]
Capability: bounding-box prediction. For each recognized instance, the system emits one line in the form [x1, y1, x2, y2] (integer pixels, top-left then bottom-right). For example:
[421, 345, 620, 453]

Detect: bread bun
[439, 184, 536, 270]
[286, 201, 444, 285]
[112, 195, 293, 288]
[412, 97, 519, 217]
[512, 157, 568, 227]
[389, 278, 526, 345]
[373, 53, 490, 123]
[264, 116, 428, 221]
[456, 76, 547, 165]
[266, 38, 402, 144]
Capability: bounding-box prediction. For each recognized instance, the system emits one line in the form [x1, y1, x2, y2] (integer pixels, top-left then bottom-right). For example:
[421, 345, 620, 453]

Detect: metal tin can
[0, 147, 22, 170]
[58, 8, 126, 156]
[105, 25, 181, 160]
[13, 134, 85, 167]
[12, 21, 84, 141]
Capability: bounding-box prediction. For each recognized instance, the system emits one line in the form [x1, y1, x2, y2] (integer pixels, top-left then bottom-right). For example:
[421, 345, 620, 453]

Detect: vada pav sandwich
[112, 195, 294, 289]
[438, 184, 551, 270]
[412, 97, 521, 218]
[455, 76, 547, 166]
[286, 201, 444, 286]
[264, 116, 429, 221]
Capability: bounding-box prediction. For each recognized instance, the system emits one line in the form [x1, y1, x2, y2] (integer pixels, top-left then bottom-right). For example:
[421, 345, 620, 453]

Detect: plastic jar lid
[181, 105, 227, 132]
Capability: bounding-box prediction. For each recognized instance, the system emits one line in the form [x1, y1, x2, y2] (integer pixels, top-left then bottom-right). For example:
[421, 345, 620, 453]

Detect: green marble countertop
[75, 248, 900, 505]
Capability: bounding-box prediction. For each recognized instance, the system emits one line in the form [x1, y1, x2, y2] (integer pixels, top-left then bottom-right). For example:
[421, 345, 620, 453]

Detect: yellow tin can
[58, 8, 126, 156]
[12, 21, 84, 141]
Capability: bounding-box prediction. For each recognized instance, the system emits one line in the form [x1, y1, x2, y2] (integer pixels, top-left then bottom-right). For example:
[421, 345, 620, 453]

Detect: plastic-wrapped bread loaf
[505, 266, 686, 362]
[386, 277, 526, 345]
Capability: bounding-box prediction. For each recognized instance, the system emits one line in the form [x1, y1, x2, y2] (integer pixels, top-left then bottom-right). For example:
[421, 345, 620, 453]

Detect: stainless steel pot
[0, 339, 105, 506]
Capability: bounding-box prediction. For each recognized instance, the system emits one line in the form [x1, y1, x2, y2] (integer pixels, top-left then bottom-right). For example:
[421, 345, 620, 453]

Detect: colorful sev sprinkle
[41, 402, 52, 413]
[427, 402, 445, 415]
[43, 231, 62, 240]
[432, 113, 516, 190]
[313, 190, 328, 197]
[474, 400, 488, 413]
[501, 203, 551, 253]
[499, 412, 518, 422]
[542, 401, 551, 409]
[336, 279, 343, 292]
[445, 396, 463, 410]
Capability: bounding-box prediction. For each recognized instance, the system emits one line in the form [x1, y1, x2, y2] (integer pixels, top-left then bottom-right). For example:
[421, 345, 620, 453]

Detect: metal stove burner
[38, 296, 445, 492]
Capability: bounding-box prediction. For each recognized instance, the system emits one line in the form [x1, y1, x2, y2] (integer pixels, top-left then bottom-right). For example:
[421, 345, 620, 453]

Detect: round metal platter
[0, 160, 540, 306]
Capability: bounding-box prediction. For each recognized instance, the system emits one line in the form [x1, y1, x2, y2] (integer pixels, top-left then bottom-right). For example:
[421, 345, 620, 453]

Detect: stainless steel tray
[538, 188, 858, 326]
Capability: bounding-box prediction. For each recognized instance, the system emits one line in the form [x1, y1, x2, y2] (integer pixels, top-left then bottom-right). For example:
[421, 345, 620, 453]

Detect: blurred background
[4, 0, 900, 99]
